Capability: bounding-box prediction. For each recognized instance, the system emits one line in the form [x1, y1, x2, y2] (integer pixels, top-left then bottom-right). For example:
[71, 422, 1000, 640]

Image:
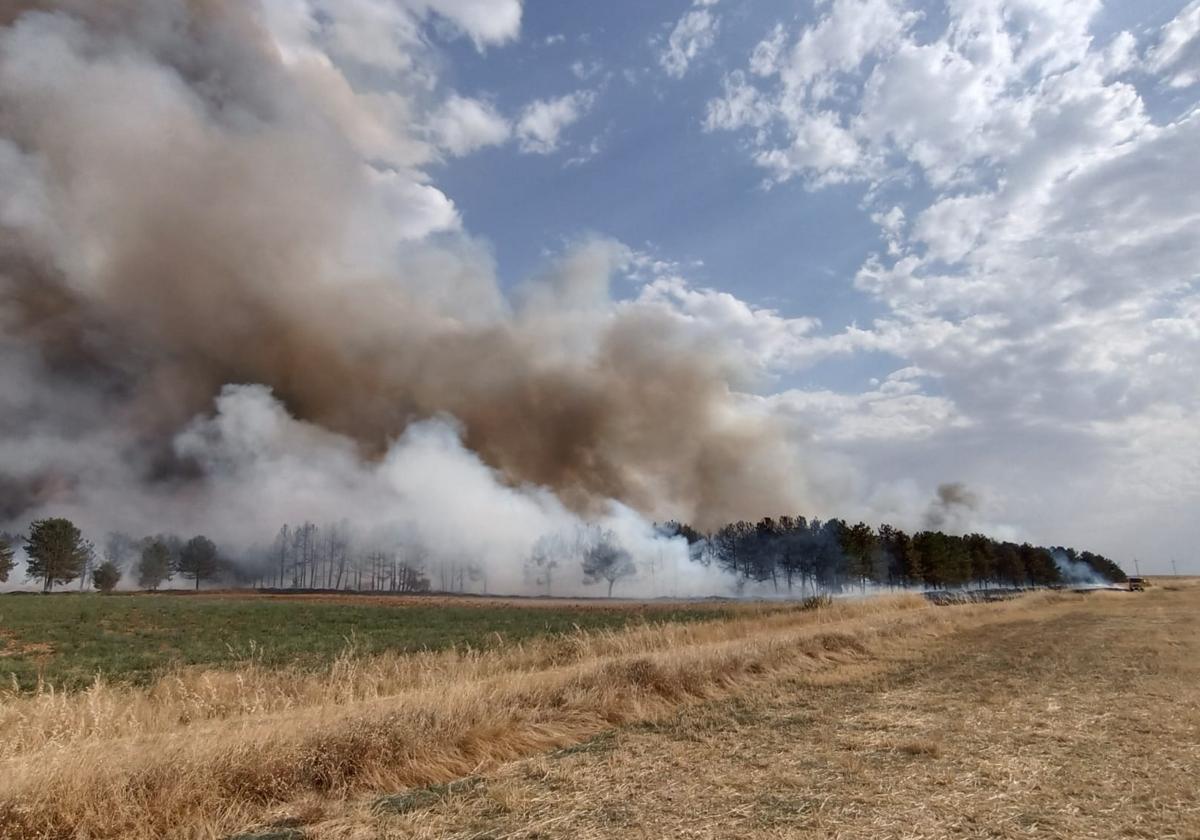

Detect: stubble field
[0, 584, 1195, 839]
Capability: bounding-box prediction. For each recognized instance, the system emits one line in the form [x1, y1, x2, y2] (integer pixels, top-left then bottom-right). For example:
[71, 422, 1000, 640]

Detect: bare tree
[290, 522, 317, 589]
[273, 525, 290, 589]
[526, 533, 567, 596]
[581, 528, 636, 598]
[328, 520, 350, 589]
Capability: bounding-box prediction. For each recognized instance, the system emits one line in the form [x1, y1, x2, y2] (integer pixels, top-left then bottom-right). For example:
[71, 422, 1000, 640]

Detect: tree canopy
[0, 533, 16, 583]
[581, 529, 636, 597]
[24, 518, 92, 592]
[136, 539, 174, 590]
[177, 536, 219, 590]
[664, 517, 1126, 593]
[92, 560, 121, 594]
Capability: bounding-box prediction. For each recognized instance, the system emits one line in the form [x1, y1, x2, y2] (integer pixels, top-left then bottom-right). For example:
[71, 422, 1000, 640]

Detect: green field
[0, 594, 730, 692]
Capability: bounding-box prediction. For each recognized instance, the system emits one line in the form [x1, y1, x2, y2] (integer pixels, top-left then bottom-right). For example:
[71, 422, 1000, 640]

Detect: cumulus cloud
[429, 94, 511, 156]
[703, 0, 1200, 566]
[659, 1, 721, 79]
[1147, 0, 1200, 88]
[636, 276, 821, 377]
[516, 90, 595, 154]
[769, 369, 969, 445]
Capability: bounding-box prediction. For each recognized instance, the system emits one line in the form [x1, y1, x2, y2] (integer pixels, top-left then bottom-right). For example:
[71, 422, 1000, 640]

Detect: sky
[371, 0, 1200, 574]
[2, 0, 1199, 578]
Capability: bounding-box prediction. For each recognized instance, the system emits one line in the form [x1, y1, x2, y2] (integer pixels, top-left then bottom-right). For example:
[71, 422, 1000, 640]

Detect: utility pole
[1134, 556, 1141, 577]
[1172, 558, 1179, 578]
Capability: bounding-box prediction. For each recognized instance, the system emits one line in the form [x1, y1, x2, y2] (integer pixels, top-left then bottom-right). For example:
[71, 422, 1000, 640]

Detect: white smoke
[1050, 550, 1115, 588]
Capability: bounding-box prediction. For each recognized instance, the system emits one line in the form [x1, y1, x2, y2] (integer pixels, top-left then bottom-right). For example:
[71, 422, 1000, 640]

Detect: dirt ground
[319, 586, 1200, 840]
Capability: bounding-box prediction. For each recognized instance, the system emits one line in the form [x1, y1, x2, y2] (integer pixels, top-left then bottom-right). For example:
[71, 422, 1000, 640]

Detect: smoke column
[0, 1, 814, 591]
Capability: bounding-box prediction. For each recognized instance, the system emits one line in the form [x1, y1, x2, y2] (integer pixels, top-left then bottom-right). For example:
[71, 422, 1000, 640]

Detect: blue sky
[430, 1, 912, 397]
[436, 1, 882, 319]
[418, 0, 1200, 571]
[250, 0, 1200, 571]
[3, 0, 1199, 575]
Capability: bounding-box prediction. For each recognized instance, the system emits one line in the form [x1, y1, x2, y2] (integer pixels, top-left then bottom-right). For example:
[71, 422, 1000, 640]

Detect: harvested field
[314, 585, 1200, 840]
[1, 587, 1195, 838]
[0, 590, 1132, 840]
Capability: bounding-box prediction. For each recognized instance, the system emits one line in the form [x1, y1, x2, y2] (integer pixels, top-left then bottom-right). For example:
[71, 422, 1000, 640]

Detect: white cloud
[570, 59, 604, 81]
[429, 94, 510, 156]
[702, 0, 1200, 565]
[417, 0, 523, 49]
[705, 71, 771, 131]
[275, 0, 521, 65]
[660, 2, 721, 79]
[769, 368, 969, 444]
[516, 91, 595, 154]
[753, 109, 862, 186]
[363, 168, 461, 241]
[636, 275, 821, 375]
[1147, 0, 1200, 88]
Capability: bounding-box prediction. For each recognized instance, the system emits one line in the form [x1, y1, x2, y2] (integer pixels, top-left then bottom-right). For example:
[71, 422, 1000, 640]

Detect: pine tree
[136, 539, 174, 590]
[177, 536, 219, 590]
[0, 534, 16, 583]
[24, 518, 92, 592]
[92, 560, 121, 594]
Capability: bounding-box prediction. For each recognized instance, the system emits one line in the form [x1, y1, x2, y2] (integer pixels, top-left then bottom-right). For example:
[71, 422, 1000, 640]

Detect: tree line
[0, 513, 1127, 596]
[0, 519, 231, 593]
[261, 521, 434, 593]
[662, 516, 1127, 593]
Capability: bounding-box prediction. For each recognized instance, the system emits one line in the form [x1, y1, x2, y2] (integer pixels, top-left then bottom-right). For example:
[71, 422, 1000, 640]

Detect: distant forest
[2, 513, 1127, 595]
[663, 517, 1128, 593]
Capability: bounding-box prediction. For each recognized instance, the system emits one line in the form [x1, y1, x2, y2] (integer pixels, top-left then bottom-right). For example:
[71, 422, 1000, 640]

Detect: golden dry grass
[0, 590, 1151, 839]
[310, 585, 1200, 840]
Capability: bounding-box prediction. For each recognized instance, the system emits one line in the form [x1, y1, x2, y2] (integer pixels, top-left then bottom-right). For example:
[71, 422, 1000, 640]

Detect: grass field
[0, 593, 733, 691]
[0, 586, 1195, 839]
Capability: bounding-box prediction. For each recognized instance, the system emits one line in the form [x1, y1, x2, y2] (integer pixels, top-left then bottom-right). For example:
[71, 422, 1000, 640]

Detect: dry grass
[309, 586, 1200, 840]
[0, 591, 1103, 839]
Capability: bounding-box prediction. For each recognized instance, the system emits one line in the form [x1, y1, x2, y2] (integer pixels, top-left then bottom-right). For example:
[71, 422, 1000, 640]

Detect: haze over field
[1, 0, 1199, 581]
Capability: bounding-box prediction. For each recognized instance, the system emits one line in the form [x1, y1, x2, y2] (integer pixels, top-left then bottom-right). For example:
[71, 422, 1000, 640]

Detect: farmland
[0, 585, 1196, 839]
[337, 584, 1199, 840]
[0, 592, 735, 691]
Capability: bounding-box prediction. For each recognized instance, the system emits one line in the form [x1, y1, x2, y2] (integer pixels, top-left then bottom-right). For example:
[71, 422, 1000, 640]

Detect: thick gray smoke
[923, 482, 980, 532]
[0, 1, 814, 592]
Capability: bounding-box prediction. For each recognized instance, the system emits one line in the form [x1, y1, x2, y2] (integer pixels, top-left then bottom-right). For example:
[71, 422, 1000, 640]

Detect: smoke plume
[0, 1, 813, 589]
[923, 483, 980, 532]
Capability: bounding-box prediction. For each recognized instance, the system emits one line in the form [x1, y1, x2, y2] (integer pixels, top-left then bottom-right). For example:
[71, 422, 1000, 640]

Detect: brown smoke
[0, 0, 809, 531]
